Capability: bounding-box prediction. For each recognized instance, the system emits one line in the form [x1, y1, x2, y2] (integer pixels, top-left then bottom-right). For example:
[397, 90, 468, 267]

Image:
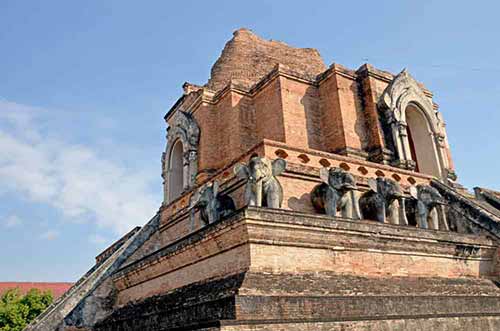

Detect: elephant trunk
[255, 179, 263, 207]
[439, 204, 450, 231]
[398, 197, 409, 225]
[350, 190, 362, 220]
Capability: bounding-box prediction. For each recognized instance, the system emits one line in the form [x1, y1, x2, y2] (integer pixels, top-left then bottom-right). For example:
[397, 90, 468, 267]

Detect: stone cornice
[316, 63, 358, 83]
[214, 63, 318, 99]
[164, 61, 437, 123]
[262, 139, 434, 181]
[356, 63, 394, 82]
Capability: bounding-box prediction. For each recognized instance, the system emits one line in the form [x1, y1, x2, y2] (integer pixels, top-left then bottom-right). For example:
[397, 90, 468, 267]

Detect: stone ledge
[242, 207, 496, 246]
[235, 295, 500, 321]
[96, 272, 500, 331]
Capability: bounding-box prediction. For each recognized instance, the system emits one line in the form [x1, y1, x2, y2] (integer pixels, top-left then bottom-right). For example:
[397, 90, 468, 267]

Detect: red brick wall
[358, 74, 386, 151]
[319, 73, 347, 152]
[280, 77, 323, 150]
[254, 78, 286, 144]
[335, 74, 368, 151]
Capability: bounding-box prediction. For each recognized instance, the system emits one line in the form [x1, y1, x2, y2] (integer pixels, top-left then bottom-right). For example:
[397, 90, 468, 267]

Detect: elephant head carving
[359, 177, 404, 223]
[407, 184, 447, 230]
[190, 180, 236, 225]
[310, 167, 361, 219]
[234, 156, 287, 209]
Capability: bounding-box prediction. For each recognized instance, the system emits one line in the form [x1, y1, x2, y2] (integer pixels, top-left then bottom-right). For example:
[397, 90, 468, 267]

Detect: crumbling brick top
[206, 28, 327, 92]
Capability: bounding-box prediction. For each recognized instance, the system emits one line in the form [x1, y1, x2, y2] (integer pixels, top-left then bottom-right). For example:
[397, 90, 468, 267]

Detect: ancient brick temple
[27, 29, 500, 331]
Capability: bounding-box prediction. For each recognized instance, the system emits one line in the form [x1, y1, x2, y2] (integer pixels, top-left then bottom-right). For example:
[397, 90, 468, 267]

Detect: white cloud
[40, 230, 59, 241]
[0, 99, 160, 235]
[3, 215, 23, 228]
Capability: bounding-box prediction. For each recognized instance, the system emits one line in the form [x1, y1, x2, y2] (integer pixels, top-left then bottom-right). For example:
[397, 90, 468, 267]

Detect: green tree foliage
[0, 288, 53, 331]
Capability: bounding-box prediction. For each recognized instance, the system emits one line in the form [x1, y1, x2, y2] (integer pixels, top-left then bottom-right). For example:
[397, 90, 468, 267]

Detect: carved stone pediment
[166, 111, 200, 150]
[379, 69, 435, 126]
[377, 70, 453, 180]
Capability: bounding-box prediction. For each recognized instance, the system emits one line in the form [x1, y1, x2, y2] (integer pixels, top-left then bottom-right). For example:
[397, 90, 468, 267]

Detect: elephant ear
[212, 180, 219, 196]
[409, 186, 419, 199]
[234, 163, 249, 180]
[319, 167, 330, 184]
[367, 178, 378, 192]
[272, 158, 287, 176]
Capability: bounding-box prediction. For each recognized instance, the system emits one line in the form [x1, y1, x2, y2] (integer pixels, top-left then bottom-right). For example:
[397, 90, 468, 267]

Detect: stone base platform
[98, 208, 500, 331]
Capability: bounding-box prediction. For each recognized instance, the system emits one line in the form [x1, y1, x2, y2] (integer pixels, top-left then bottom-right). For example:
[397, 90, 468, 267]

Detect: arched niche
[379, 69, 452, 180]
[167, 139, 185, 202]
[405, 103, 441, 177]
[162, 111, 200, 204]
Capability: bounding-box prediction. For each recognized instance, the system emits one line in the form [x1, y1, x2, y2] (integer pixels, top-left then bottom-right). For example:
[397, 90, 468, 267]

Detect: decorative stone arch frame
[162, 111, 200, 204]
[379, 69, 454, 181]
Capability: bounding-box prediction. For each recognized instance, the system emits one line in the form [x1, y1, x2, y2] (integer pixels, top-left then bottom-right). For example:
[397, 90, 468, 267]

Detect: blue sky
[1, 1, 499, 281]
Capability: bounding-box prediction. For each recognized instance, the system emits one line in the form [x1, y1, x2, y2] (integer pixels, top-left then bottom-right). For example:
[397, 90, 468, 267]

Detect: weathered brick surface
[97, 270, 500, 331]
[332, 70, 368, 153]
[215, 92, 241, 169]
[280, 77, 322, 150]
[96, 274, 244, 331]
[236, 94, 258, 153]
[244, 208, 496, 279]
[207, 28, 326, 92]
[235, 295, 500, 321]
[220, 317, 500, 331]
[319, 71, 346, 153]
[238, 272, 500, 297]
[253, 77, 285, 145]
[194, 103, 218, 174]
[356, 65, 387, 152]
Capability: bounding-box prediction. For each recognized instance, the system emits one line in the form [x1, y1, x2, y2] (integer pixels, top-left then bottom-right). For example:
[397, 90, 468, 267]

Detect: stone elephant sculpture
[234, 156, 287, 209]
[408, 184, 447, 230]
[190, 180, 236, 225]
[310, 167, 361, 219]
[359, 177, 404, 224]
